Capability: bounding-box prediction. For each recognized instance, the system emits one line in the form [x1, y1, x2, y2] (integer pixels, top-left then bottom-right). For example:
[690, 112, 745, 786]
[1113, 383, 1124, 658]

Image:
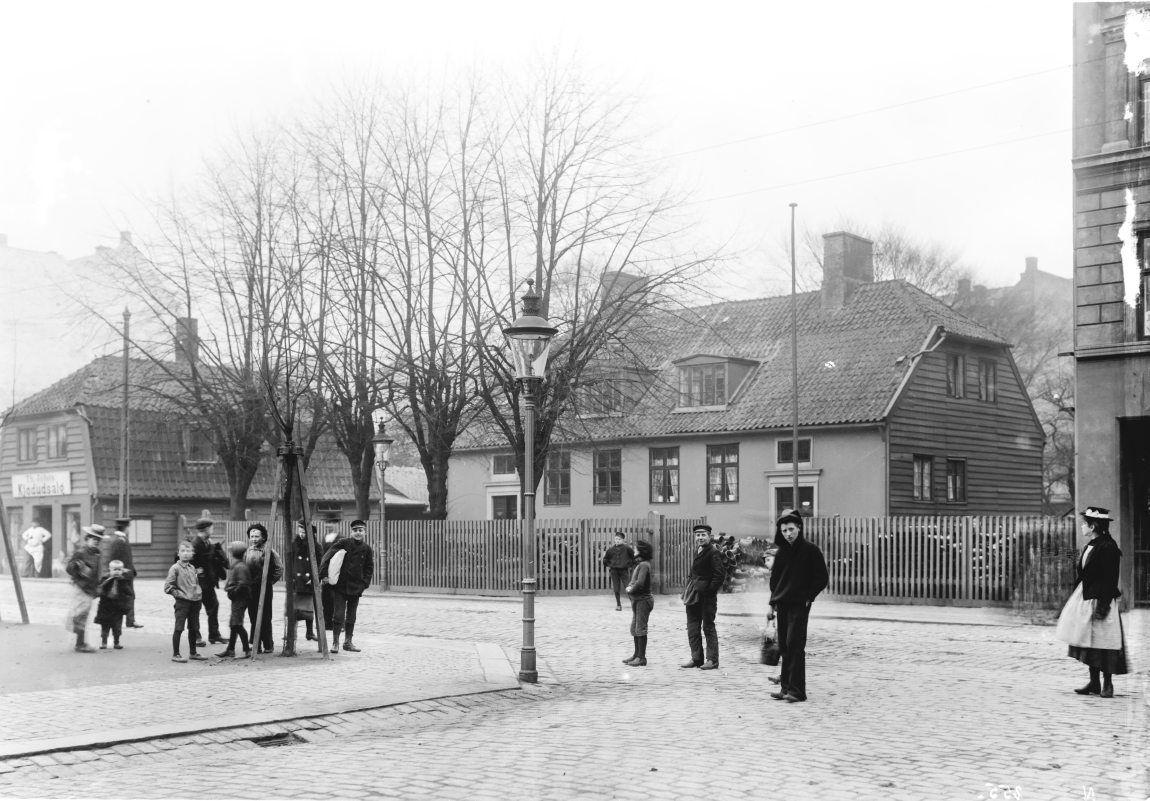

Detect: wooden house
[447, 232, 1046, 533]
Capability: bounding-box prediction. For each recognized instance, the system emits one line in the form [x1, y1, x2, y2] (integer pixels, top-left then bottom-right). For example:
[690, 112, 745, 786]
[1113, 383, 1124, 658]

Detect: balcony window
[544, 449, 571, 506]
[649, 447, 680, 504]
[593, 449, 622, 505]
[913, 454, 933, 501]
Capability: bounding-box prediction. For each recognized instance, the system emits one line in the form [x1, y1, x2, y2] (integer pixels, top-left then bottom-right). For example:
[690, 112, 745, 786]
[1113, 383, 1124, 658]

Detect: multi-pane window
[579, 380, 624, 416]
[492, 495, 518, 519]
[649, 447, 680, 504]
[543, 449, 571, 506]
[978, 360, 997, 403]
[126, 519, 153, 545]
[183, 428, 217, 464]
[946, 459, 967, 502]
[17, 429, 36, 462]
[775, 486, 815, 517]
[1142, 78, 1150, 145]
[679, 364, 727, 407]
[706, 444, 739, 503]
[492, 453, 517, 475]
[913, 455, 933, 501]
[777, 438, 811, 465]
[946, 355, 964, 398]
[593, 449, 622, 505]
[46, 423, 68, 459]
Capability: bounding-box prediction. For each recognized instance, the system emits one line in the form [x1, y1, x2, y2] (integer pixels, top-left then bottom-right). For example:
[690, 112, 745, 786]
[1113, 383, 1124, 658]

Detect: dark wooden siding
[887, 343, 1044, 515]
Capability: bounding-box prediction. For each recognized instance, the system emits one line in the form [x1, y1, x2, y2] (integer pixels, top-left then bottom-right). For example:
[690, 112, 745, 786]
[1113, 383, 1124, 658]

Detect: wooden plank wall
[887, 345, 1045, 515]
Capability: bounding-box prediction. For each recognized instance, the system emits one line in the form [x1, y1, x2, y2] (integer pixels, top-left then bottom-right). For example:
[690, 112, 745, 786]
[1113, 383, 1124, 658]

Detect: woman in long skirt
[1054, 506, 1129, 698]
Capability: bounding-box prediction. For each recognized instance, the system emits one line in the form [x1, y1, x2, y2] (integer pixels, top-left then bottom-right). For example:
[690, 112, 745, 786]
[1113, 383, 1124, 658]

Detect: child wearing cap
[164, 541, 206, 662]
[216, 541, 252, 659]
[95, 559, 134, 649]
[320, 519, 374, 653]
[244, 523, 282, 654]
[64, 527, 104, 653]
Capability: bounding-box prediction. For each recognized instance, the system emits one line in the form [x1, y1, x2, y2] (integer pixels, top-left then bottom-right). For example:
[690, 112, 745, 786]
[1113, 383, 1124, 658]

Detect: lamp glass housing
[504, 325, 555, 380]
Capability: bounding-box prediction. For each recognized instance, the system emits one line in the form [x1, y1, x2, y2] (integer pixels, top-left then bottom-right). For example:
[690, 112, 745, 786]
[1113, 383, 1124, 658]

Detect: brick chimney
[821, 232, 874, 310]
[599, 270, 651, 304]
[174, 317, 199, 365]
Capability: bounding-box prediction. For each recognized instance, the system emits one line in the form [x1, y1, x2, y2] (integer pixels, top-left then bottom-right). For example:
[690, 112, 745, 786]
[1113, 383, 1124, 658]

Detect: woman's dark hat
[1081, 507, 1113, 521]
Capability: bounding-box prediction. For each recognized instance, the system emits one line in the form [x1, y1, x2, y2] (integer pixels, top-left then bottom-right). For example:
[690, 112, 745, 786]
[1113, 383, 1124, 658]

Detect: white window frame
[766, 475, 819, 519]
[127, 518, 153, 546]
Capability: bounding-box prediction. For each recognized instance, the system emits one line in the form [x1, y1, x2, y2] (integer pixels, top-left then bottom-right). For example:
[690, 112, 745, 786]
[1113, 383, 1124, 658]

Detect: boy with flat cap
[768, 509, 828, 703]
[320, 518, 374, 653]
[680, 523, 725, 670]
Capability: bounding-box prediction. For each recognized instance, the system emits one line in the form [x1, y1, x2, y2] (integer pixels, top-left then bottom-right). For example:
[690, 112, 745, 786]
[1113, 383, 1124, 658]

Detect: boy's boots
[332, 627, 341, 653]
[303, 611, 316, 641]
[343, 624, 360, 652]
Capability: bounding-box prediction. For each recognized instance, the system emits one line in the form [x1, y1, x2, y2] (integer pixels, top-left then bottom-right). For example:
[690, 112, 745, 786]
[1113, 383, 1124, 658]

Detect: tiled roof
[86, 405, 416, 504]
[6, 355, 181, 417]
[464, 279, 1011, 448]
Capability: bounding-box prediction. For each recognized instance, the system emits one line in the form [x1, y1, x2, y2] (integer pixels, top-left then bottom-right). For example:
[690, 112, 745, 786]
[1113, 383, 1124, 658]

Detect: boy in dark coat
[95, 559, 135, 649]
[320, 518, 374, 653]
[680, 523, 726, 670]
[177, 518, 229, 646]
[602, 532, 635, 611]
[102, 517, 142, 628]
[768, 509, 828, 703]
[217, 541, 252, 659]
[66, 527, 104, 653]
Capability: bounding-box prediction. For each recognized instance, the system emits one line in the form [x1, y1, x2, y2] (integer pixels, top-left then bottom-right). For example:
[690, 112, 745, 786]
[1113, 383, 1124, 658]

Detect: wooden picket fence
[804, 515, 1077, 607]
[218, 514, 1077, 607]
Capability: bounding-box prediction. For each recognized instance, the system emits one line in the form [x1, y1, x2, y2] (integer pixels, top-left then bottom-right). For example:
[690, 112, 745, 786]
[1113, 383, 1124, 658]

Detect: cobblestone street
[0, 578, 1146, 799]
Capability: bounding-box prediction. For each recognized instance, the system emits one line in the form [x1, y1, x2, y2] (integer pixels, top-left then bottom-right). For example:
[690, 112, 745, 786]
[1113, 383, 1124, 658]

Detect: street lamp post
[502, 280, 557, 684]
[372, 421, 394, 591]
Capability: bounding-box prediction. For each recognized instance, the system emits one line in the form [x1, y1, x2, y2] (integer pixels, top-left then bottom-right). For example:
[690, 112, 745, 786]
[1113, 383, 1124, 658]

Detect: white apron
[1054, 584, 1122, 650]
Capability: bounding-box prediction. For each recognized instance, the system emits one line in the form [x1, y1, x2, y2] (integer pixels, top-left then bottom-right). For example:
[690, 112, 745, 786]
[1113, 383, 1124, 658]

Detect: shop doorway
[32, 505, 53, 578]
[1119, 418, 1150, 607]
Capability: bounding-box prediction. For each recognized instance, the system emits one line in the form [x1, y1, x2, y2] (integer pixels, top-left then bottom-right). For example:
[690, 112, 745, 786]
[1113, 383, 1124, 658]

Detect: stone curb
[0, 642, 519, 760]
[715, 610, 1029, 628]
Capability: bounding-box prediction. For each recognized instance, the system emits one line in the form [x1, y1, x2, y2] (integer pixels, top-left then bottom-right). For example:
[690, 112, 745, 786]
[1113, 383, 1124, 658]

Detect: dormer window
[183, 427, 218, 465]
[674, 355, 758, 410]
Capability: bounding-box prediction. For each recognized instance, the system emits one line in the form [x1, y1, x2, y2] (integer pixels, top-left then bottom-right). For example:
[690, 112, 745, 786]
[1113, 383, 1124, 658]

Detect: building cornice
[1075, 341, 1150, 360]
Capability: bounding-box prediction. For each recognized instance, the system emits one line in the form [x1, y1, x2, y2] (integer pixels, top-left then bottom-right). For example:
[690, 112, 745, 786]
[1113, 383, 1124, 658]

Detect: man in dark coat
[601, 531, 635, 611]
[768, 509, 828, 703]
[101, 518, 142, 628]
[680, 523, 725, 670]
[320, 518, 374, 653]
[177, 518, 229, 645]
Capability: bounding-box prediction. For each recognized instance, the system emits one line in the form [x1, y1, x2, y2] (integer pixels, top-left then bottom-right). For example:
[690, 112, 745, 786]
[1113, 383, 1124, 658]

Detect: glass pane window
[946, 355, 964, 399]
[649, 447, 680, 503]
[46, 423, 68, 459]
[492, 495, 518, 519]
[706, 444, 739, 503]
[127, 519, 153, 545]
[18, 429, 38, 462]
[593, 449, 622, 505]
[946, 459, 966, 502]
[678, 364, 727, 407]
[183, 428, 217, 464]
[544, 449, 571, 505]
[492, 453, 517, 475]
[978, 360, 997, 403]
[913, 455, 933, 501]
[777, 438, 811, 464]
[775, 486, 815, 517]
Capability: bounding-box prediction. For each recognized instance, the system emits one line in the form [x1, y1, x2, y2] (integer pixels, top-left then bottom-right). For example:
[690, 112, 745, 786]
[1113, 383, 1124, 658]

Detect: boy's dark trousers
[172, 598, 203, 656]
[685, 594, 719, 666]
[608, 568, 628, 605]
[776, 602, 811, 700]
[331, 589, 361, 643]
[246, 586, 275, 651]
[101, 618, 123, 646]
[199, 577, 222, 641]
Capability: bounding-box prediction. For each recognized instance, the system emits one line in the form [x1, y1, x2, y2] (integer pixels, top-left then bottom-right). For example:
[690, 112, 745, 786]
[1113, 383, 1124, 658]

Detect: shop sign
[12, 471, 71, 498]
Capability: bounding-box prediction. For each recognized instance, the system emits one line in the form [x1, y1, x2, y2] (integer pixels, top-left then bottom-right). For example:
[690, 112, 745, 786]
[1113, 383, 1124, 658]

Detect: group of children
[66, 516, 373, 663]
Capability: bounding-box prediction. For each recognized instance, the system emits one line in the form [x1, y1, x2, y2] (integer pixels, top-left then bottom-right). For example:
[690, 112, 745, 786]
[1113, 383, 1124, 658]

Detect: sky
[0, 0, 1074, 401]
